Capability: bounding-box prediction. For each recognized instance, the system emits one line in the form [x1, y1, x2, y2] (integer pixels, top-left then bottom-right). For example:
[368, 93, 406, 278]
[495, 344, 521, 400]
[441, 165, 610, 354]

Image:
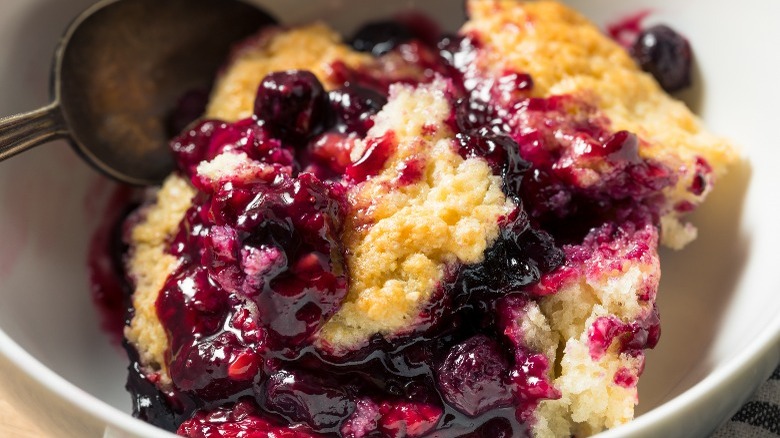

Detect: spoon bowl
[0, 0, 275, 185]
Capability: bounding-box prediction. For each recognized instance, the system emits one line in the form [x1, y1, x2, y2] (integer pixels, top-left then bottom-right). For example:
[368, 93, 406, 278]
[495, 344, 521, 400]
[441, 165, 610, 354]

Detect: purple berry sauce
[98, 15, 700, 438]
[87, 184, 138, 344]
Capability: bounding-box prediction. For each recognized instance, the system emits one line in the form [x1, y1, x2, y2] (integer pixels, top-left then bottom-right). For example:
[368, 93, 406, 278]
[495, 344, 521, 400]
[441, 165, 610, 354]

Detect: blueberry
[169, 119, 227, 176]
[328, 85, 388, 136]
[436, 335, 514, 417]
[350, 21, 414, 56]
[632, 25, 693, 92]
[453, 220, 563, 301]
[265, 370, 355, 432]
[254, 70, 328, 143]
[468, 418, 515, 438]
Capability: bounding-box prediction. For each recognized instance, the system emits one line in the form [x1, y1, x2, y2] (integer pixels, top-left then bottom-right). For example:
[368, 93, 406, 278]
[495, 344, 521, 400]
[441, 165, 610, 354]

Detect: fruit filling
[102, 1, 737, 437]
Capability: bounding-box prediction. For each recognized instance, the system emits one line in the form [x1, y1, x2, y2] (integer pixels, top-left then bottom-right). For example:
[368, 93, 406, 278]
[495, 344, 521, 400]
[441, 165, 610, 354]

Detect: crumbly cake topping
[318, 81, 514, 350]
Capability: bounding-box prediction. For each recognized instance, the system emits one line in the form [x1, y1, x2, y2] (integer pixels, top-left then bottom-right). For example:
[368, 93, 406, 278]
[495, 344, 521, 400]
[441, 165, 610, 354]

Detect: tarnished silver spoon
[0, 0, 275, 185]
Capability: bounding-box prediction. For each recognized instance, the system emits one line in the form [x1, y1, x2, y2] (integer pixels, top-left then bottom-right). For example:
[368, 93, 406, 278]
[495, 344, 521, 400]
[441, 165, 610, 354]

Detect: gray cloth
[711, 366, 780, 437]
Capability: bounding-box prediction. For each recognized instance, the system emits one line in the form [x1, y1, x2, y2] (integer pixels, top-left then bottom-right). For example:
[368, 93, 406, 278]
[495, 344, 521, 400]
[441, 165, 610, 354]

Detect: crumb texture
[318, 81, 514, 350]
[527, 222, 660, 437]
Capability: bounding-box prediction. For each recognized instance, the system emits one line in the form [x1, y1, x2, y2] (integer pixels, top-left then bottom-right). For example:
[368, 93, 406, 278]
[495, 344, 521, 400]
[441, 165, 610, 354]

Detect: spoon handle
[0, 102, 68, 161]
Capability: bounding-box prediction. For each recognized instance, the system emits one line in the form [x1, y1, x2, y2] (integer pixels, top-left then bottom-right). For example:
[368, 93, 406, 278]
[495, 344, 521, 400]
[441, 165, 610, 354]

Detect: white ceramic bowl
[0, 0, 777, 437]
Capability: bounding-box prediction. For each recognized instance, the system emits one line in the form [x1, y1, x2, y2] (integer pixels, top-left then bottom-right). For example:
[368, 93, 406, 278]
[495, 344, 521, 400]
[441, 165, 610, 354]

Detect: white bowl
[0, 0, 777, 437]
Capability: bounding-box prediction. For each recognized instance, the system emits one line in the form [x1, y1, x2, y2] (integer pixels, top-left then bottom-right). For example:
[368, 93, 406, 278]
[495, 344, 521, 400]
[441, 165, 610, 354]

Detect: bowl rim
[2, 312, 780, 437]
[0, 329, 173, 437]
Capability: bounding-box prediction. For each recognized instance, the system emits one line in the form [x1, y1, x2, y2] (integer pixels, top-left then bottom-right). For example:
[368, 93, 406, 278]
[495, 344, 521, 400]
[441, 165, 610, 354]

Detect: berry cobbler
[112, 1, 737, 437]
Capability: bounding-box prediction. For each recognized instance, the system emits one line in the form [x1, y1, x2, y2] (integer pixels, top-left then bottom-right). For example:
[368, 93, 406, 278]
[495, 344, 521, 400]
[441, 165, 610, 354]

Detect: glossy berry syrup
[115, 16, 688, 438]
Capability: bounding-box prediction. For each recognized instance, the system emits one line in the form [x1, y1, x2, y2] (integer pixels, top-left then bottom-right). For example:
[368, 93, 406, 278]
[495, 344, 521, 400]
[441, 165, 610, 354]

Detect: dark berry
[632, 24, 693, 92]
[453, 216, 563, 300]
[493, 73, 534, 105]
[156, 265, 230, 363]
[350, 21, 414, 56]
[159, 165, 348, 405]
[265, 370, 355, 433]
[179, 401, 316, 438]
[254, 70, 328, 143]
[167, 88, 209, 138]
[168, 332, 259, 400]
[464, 418, 517, 438]
[394, 12, 442, 47]
[455, 131, 512, 171]
[169, 118, 292, 179]
[436, 335, 514, 417]
[230, 174, 347, 350]
[170, 119, 227, 176]
[328, 85, 387, 136]
[125, 347, 179, 431]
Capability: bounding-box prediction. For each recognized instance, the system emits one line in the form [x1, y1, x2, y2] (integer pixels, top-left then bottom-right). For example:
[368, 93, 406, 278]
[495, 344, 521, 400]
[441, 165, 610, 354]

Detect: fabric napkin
[712, 365, 780, 437]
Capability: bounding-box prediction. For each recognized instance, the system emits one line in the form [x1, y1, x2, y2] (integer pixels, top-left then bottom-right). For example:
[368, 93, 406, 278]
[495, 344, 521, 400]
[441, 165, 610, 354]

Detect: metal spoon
[0, 0, 276, 185]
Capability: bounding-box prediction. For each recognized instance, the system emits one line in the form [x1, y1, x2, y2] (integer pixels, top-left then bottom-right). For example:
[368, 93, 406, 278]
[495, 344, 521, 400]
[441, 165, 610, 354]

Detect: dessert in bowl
[0, 0, 774, 437]
[117, 0, 737, 436]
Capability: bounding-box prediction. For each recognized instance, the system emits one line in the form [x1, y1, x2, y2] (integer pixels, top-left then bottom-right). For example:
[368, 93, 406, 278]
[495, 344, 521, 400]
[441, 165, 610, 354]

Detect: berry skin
[265, 370, 355, 433]
[632, 25, 693, 92]
[328, 85, 387, 136]
[254, 70, 329, 143]
[436, 335, 514, 417]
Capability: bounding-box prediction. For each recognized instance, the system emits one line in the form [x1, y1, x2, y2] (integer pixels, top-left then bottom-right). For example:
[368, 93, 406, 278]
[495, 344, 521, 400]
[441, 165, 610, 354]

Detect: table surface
[0, 377, 48, 437]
